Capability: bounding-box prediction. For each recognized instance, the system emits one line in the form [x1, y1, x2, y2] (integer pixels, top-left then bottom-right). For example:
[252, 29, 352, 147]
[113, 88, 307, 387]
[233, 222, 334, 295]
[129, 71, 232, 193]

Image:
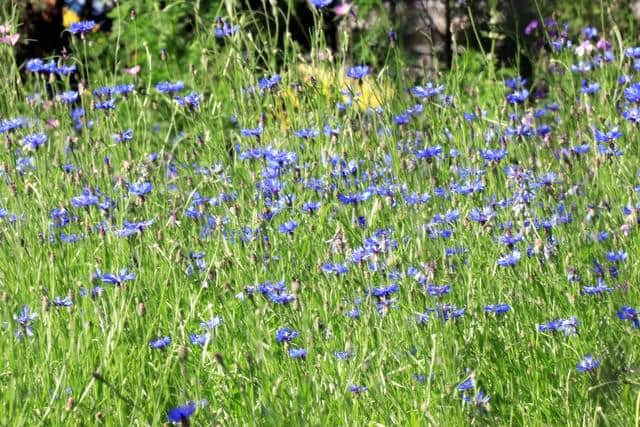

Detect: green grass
[1, 3, 640, 426]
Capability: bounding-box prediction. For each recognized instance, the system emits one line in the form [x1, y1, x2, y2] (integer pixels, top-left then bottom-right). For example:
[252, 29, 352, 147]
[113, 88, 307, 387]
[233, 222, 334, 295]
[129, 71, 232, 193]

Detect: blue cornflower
[346, 65, 369, 80]
[371, 283, 399, 298]
[190, 332, 211, 346]
[113, 129, 133, 143]
[412, 83, 445, 98]
[258, 75, 281, 90]
[505, 76, 527, 89]
[214, 17, 238, 38]
[581, 80, 600, 94]
[496, 249, 521, 267]
[607, 250, 628, 263]
[350, 384, 368, 395]
[624, 83, 640, 103]
[617, 306, 640, 329]
[463, 391, 490, 411]
[149, 336, 171, 349]
[14, 305, 37, 339]
[294, 128, 319, 139]
[95, 98, 116, 110]
[70, 189, 99, 208]
[156, 81, 185, 93]
[200, 317, 223, 330]
[577, 355, 600, 372]
[457, 378, 474, 391]
[302, 201, 322, 214]
[594, 126, 622, 143]
[426, 283, 450, 297]
[100, 268, 136, 285]
[129, 182, 153, 197]
[275, 327, 299, 343]
[538, 316, 579, 336]
[311, 0, 333, 7]
[22, 133, 47, 150]
[278, 220, 298, 234]
[414, 145, 442, 159]
[167, 402, 196, 424]
[53, 296, 73, 307]
[484, 304, 511, 314]
[394, 113, 410, 125]
[322, 263, 349, 275]
[506, 89, 529, 104]
[60, 91, 79, 104]
[581, 279, 612, 295]
[175, 92, 202, 109]
[69, 20, 96, 35]
[334, 351, 352, 360]
[289, 348, 307, 359]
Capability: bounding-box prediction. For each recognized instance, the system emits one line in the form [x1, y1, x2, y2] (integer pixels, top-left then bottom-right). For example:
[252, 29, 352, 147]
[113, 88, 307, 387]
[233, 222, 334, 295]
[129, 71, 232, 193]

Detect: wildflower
[129, 182, 153, 197]
[412, 82, 444, 98]
[68, 20, 96, 35]
[581, 80, 600, 94]
[624, 83, 640, 103]
[14, 305, 37, 339]
[617, 306, 640, 329]
[463, 391, 491, 411]
[175, 92, 202, 109]
[577, 355, 601, 372]
[581, 279, 612, 295]
[200, 317, 223, 330]
[350, 384, 367, 395]
[258, 75, 281, 91]
[322, 263, 349, 275]
[457, 378, 474, 391]
[276, 327, 299, 343]
[334, 351, 352, 360]
[425, 283, 450, 297]
[53, 296, 73, 307]
[60, 91, 79, 104]
[22, 133, 47, 150]
[506, 89, 529, 104]
[289, 348, 307, 359]
[607, 250, 628, 263]
[594, 126, 622, 143]
[190, 332, 211, 346]
[538, 316, 579, 336]
[99, 268, 135, 285]
[311, 0, 333, 7]
[278, 220, 298, 235]
[156, 81, 185, 93]
[214, 17, 238, 38]
[496, 249, 521, 267]
[346, 65, 369, 80]
[149, 337, 171, 349]
[484, 304, 511, 314]
[167, 402, 196, 424]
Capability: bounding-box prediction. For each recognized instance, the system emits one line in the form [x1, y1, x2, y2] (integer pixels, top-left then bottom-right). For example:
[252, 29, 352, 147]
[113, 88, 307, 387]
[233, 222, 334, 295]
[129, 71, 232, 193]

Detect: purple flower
[524, 20, 538, 35]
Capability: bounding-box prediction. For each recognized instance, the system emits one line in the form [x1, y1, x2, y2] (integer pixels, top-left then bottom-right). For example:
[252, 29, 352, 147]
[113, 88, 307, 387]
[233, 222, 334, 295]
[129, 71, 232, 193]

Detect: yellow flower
[62, 7, 80, 29]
